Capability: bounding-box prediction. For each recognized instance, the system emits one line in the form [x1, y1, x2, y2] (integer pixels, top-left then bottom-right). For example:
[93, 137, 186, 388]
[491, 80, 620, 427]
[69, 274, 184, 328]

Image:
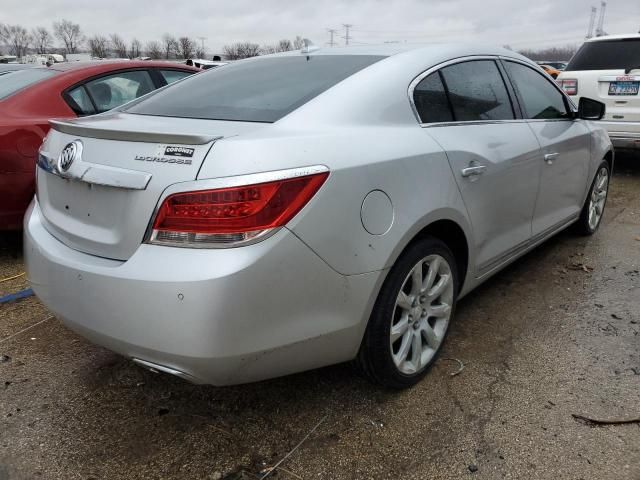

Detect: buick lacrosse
[25, 44, 612, 388]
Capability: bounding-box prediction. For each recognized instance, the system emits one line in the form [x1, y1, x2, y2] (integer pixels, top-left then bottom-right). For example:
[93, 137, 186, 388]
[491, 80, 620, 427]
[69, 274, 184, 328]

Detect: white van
[558, 34, 640, 151]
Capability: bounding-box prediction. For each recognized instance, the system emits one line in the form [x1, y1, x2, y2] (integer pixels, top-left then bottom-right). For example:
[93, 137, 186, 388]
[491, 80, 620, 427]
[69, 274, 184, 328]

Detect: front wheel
[355, 236, 458, 389]
[575, 162, 610, 235]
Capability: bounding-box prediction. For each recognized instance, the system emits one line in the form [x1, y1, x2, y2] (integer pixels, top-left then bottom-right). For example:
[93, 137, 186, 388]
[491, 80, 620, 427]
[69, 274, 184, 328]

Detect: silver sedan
[25, 43, 612, 388]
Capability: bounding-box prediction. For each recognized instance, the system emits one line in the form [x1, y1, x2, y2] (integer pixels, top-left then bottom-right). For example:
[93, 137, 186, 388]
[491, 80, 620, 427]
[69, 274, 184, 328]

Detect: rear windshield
[126, 55, 385, 122]
[0, 69, 57, 100]
[567, 39, 640, 71]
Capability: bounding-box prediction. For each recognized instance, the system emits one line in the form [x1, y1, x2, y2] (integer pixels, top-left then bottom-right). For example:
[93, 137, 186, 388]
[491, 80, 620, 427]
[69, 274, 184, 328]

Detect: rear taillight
[559, 78, 578, 96]
[148, 170, 329, 247]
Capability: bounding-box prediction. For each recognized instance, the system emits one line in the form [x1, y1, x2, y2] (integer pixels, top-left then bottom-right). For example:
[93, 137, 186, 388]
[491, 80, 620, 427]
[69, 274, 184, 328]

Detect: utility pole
[197, 36, 206, 55]
[342, 24, 353, 46]
[327, 29, 338, 47]
[586, 6, 597, 39]
[595, 1, 607, 37]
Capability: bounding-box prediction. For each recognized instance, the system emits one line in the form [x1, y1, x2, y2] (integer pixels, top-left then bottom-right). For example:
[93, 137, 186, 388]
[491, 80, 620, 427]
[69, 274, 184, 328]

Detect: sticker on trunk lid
[164, 146, 195, 158]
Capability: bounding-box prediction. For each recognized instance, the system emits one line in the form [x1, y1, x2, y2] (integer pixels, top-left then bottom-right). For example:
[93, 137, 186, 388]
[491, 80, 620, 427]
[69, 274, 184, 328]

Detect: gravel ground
[0, 154, 639, 480]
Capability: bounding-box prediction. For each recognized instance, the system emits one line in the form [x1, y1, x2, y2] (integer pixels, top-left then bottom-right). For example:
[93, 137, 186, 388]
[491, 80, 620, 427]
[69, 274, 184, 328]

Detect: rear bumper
[596, 121, 640, 150]
[24, 200, 380, 385]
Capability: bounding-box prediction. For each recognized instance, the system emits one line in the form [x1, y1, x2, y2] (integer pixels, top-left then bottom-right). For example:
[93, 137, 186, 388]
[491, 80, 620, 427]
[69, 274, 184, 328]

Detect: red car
[0, 61, 199, 230]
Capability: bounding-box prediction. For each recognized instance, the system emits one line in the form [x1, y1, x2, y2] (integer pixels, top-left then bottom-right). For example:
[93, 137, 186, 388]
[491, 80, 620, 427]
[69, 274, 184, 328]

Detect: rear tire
[574, 161, 610, 236]
[355, 236, 459, 389]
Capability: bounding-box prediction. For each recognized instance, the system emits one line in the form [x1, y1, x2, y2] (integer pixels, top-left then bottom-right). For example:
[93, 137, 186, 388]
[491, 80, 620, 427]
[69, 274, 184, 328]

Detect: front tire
[356, 236, 458, 389]
[575, 161, 610, 235]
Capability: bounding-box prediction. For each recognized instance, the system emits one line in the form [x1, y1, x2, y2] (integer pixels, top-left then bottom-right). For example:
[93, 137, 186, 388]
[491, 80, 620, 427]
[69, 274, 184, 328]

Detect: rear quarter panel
[197, 125, 473, 278]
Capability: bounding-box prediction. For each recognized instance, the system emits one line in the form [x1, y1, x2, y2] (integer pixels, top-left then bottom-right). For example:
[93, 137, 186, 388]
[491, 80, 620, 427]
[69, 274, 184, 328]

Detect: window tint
[413, 72, 453, 123]
[0, 69, 57, 100]
[566, 39, 640, 71]
[66, 86, 96, 115]
[440, 61, 514, 121]
[126, 55, 385, 122]
[504, 62, 568, 120]
[85, 70, 155, 113]
[159, 69, 193, 85]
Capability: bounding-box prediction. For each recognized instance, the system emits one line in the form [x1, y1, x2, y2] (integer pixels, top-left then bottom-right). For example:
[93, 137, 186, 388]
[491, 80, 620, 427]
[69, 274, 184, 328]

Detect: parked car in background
[26, 44, 611, 389]
[0, 61, 199, 230]
[558, 34, 640, 151]
[536, 60, 567, 71]
[0, 64, 35, 77]
[185, 58, 228, 69]
[539, 64, 561, 78]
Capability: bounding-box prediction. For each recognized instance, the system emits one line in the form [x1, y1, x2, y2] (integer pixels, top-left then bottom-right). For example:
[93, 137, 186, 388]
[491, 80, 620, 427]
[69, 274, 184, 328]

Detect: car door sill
[477, 214, 579, 280]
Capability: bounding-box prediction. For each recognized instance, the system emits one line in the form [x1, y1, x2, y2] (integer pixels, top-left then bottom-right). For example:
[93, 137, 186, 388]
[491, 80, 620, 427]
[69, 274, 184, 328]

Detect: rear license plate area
[608, 81, 639, 96]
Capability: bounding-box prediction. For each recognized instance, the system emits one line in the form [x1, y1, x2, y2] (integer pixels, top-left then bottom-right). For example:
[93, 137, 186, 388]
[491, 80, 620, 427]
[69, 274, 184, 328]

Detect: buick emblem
[58, 141, 82, 173]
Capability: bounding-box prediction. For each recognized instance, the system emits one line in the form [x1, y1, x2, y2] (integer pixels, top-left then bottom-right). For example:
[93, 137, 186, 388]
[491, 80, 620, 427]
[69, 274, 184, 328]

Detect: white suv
[558, 34, 640, 151]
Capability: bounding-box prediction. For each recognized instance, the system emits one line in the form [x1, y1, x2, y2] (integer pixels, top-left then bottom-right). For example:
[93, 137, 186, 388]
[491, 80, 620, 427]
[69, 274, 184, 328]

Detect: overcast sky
[2, 0, 639, 53]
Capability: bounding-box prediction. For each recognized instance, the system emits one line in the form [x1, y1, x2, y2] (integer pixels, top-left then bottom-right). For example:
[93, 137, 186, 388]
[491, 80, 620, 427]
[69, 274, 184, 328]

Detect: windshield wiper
[624, 65, 640, 74]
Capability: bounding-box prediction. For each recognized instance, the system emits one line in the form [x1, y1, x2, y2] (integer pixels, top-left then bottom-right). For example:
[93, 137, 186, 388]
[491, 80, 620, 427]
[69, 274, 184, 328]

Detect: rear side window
[85, 70, 155, 113]
[440, 60, 514, 121]
[159, 69, 193, 85]
[504, 62, 569, 120]
[126, 55, 385, 122]
[413, 72, 453, 123]
[567, 39, 640, 71]
[67, 86, 96, 115]
[0, 69, 57, 100]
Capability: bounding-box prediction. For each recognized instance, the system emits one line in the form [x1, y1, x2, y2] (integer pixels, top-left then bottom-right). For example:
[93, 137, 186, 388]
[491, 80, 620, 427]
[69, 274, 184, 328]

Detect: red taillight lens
[149, 172, 328, 247]
[559, 78, 578, 96]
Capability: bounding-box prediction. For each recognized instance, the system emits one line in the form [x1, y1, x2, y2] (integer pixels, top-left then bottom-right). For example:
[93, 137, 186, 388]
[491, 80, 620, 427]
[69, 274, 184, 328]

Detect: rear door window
[84, 70, 155, 113]
[439, 60, 514, 121]
[504, 62, 569, 120]
[413, 72, 453, 123]
[566, 39, 640, 70]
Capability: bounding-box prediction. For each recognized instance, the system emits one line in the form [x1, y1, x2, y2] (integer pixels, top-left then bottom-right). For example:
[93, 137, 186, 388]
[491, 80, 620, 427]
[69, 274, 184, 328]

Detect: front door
[503, 60, 591, 236]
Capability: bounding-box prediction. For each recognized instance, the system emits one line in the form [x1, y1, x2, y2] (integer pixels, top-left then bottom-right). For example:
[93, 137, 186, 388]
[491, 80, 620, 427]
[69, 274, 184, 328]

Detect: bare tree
[260, 44, 277, 55]
[109, 33, 127, 58]
[53, 19, 84, 54]
[161, 34, 178, 59]
[223, 42, 261, 60]
[32, 27, 53, 54]
[276, 39, 293, 52]
[519, 45, 578, 61]
[293, 36, 304, 50]
[88, 35, 109, 58]
[178, 37, 195, 59]
[195, 46, 205, 59]
[145, 40, 162, 59]
[129, 38, 141, 58]
[0, 24, 32, 58]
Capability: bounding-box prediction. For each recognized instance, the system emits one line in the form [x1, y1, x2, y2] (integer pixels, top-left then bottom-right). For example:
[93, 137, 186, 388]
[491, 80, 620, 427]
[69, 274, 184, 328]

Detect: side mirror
[578, 97, 605, 120]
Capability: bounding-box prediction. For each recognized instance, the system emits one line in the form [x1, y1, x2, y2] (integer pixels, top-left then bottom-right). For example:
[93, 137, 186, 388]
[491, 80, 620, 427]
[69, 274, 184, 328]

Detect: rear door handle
[544, 152, 560, 164]
[461, 165, 487, 177]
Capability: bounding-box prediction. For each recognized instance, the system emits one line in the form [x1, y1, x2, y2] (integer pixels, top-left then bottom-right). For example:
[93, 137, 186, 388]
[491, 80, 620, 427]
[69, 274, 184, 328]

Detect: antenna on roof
[301, 39, 320, 54]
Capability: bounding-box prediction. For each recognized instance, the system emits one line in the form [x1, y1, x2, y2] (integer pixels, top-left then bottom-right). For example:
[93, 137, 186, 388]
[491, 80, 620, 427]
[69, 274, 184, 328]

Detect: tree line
[0, 19, 304, 60]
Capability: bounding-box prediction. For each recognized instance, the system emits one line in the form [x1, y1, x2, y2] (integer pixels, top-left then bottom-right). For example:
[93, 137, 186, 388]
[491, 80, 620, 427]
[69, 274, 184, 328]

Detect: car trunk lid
[37, 112, 264, 260]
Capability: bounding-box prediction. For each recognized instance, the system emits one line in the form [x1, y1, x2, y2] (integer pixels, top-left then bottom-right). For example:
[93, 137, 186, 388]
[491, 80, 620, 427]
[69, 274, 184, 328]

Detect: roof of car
[585, 33, 640, 42]
[265, 42, 527, 63]
[47, 60, 197, 72]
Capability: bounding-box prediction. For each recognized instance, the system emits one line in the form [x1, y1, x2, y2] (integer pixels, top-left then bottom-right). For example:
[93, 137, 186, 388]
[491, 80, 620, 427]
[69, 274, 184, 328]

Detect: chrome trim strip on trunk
[50, 119, 220, 145]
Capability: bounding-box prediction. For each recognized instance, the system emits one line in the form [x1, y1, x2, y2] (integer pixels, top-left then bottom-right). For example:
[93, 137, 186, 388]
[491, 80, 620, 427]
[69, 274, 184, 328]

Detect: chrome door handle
[461, 165, 487, 177]
[544, 152, 560, 164]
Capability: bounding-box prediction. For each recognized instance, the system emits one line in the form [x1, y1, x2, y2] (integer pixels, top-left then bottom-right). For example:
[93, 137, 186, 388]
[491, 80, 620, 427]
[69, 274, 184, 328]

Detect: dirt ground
[1, 154, 639, 480]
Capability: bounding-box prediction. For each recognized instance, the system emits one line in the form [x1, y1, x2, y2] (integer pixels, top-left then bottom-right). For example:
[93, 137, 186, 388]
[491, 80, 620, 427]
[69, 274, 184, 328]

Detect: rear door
[413, 58, 543, 275]
[503, 60, 591, 236]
